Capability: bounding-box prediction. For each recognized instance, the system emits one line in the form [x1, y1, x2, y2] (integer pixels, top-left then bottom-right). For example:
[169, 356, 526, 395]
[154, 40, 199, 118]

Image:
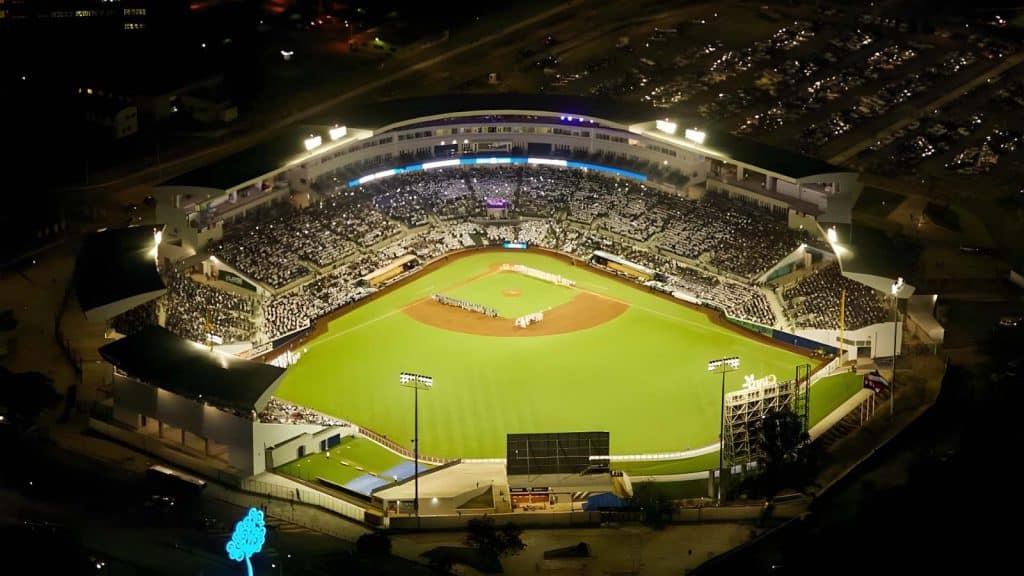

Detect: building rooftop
[74, 225, 167, 321]
[99, 325, 284, 413]
[159, 94, 848, 191]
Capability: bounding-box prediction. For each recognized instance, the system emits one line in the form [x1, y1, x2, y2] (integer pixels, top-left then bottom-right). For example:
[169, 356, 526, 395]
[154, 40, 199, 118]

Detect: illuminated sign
[422, 159, 460, 170]
[303, 135, 322, 151]
[656, 119, 678, 134]
[503, 242, 528, 249]
[347, 158, 647, 188]
[684, 129, 706, 144]
[329, 125, 347, 141]
[742, 373, 777, 390]
[226, 508, 266, 576]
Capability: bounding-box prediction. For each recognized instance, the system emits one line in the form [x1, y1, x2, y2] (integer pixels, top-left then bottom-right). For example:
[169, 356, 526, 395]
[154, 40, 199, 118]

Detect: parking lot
[463, 2, 1022, 204]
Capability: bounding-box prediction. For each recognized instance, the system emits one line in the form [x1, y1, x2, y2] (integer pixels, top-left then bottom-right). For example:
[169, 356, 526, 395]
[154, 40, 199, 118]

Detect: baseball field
[274, 249, 830, 461]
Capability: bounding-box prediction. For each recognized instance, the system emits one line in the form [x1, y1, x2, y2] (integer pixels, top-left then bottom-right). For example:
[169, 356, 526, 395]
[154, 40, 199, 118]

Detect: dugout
[590, 250, 658, 282]
[358, 254, 419, 287]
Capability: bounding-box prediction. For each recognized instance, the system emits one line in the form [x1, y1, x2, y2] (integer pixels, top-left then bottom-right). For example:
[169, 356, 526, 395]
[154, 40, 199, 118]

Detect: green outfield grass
[275, 250, 841, 460]
[612, 371, 867, 476]
[276, 436, 408, 484]
[809, 371, 865, 424]
[443, 271, 577, 318]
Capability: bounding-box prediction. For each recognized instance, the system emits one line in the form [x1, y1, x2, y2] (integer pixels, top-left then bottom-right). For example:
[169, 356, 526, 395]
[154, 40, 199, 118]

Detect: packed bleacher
[661, 266, 776, 327]
[781, 263, 889, 330]
[465, 165, 519, 203]
[110, 298, 158, 337]
[210, 194, 402, 288]
[163, 271, 259, 344]
[657, 195, 805, 278]
[150, 165, 889, 348]
[259, 397, 349, 426]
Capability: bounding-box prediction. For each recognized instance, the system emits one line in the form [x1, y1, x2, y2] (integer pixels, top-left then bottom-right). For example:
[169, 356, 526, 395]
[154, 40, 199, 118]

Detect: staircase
[762, 287, 789, 330]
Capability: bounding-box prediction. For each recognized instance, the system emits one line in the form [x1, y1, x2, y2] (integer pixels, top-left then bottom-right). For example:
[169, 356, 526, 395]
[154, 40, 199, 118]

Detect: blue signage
[226, 508, 266, 576]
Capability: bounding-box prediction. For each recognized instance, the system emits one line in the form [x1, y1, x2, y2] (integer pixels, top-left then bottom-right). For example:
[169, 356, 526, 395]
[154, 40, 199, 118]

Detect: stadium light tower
[708, 356, 740, 502]
[890, 278, 904, 420]
[400, 372, 433, 528]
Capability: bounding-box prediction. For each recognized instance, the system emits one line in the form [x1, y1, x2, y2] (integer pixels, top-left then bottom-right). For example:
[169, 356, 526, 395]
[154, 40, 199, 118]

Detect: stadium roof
[99, 325, 284, 413]
[75, 226, 167, 322]
[696, 130, 843, 180]
[830, 224, 921, 296]
[161, 124, 315, 190]
[159, 94, 846, 191]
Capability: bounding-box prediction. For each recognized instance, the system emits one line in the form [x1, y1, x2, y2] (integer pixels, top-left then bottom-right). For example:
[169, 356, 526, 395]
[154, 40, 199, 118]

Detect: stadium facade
[156, 101, 860, 260]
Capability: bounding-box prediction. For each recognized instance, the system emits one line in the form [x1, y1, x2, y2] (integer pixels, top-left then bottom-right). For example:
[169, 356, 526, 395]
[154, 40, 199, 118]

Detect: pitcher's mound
[503, 289, 522, 297]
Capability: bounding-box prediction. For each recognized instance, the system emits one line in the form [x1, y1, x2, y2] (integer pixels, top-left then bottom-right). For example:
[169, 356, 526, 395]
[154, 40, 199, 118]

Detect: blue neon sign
[226, 507, 266, 576]
[346, 157, 647, 188]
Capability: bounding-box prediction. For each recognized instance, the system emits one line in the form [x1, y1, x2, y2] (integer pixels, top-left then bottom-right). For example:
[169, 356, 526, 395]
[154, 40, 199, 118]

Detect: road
[828, 51, 1024, 165]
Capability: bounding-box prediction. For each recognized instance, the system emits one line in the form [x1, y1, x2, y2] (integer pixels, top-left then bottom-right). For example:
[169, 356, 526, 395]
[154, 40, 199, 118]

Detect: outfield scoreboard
[507, 432, 610, 475]
[503, 242, 528, 249]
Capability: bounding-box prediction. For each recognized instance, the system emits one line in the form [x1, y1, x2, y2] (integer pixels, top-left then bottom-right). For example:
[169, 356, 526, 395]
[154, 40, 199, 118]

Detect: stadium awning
[99, 325, 284, 413]
[827, 224, 919, 297]
[75, 226, 167, 322]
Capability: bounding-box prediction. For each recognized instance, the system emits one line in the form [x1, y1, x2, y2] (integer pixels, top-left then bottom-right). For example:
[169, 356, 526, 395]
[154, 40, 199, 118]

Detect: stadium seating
[152, 166, 884, 344]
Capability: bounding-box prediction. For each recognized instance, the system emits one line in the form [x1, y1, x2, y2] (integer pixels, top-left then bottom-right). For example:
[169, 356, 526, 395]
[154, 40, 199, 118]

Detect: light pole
[400, 372, 433, 529]
[708, 356, 740, 502]
[890, 278, 904, 420]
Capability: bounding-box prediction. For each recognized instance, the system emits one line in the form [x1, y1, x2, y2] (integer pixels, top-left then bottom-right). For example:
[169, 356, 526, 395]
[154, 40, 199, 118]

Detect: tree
[634, 485, 673, 530]
[0, 309, 16, 332]
[0, 368, 61, 426]
[226, 508, 266, 576]
[427, 553, 453, 575]
[465, 516, 526, 559]
[755, 405, 811, 497]
[356, 532, 392, 557]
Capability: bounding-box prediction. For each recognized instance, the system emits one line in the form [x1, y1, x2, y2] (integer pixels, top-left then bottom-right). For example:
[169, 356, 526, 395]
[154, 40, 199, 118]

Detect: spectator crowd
[147, 165, 888, 347]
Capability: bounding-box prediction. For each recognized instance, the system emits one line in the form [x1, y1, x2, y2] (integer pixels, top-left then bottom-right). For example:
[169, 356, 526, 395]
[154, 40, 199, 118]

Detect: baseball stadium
[84, 95, 926, 526]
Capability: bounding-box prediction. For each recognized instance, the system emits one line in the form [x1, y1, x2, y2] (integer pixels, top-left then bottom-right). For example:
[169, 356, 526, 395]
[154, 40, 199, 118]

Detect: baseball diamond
[274, 249, 822, 460]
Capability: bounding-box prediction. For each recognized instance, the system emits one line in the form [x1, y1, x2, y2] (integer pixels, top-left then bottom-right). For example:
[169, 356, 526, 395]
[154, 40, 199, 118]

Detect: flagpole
[890, 278, 903, 420]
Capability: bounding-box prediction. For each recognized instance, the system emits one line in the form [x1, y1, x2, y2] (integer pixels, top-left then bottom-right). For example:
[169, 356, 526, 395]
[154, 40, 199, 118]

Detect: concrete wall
[89, 417, 245, 485]
[251, 422, 327, 475]
[264, 425, 357, 469]
[388, 510, 603, 531]
[112, 373, 256, 474]
[154, 185, 225, 253]
[797, 320, 901, 360]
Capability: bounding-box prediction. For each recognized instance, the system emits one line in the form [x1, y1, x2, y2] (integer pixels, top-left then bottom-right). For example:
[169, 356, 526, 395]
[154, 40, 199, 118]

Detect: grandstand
[148, 147, 908, 357]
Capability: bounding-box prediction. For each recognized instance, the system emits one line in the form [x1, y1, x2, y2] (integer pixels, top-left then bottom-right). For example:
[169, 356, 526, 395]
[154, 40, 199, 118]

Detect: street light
[708, 356, 740, 502]
[400, 372, 433, 528]
[890, 278, 904, 420]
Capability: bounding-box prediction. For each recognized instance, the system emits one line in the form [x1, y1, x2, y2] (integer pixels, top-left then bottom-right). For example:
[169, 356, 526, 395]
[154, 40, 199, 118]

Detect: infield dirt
[404, 291, 628, 336]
